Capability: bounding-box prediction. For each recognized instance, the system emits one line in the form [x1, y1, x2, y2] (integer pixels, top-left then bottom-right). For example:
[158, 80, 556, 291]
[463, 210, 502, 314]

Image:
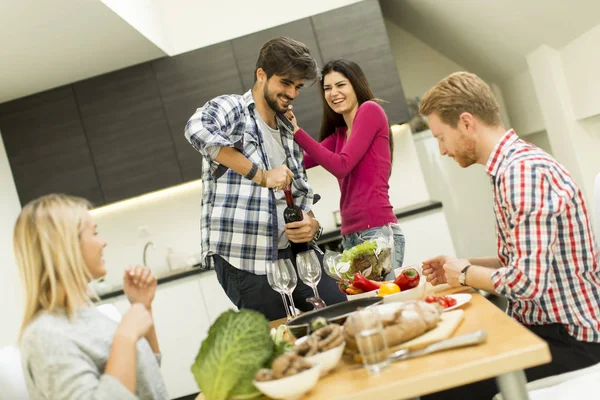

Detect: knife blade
[389, 330, 488, 362]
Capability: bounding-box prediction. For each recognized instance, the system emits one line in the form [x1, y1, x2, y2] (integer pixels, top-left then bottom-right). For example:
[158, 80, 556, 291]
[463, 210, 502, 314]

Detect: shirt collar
[485, 129, 519, 177]
[243, 90, 295, 137]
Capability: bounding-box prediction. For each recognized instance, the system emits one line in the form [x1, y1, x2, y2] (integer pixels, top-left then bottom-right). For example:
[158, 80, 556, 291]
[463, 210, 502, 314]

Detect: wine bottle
[283, 187, 309, 253]
[283, 187, 303, 223]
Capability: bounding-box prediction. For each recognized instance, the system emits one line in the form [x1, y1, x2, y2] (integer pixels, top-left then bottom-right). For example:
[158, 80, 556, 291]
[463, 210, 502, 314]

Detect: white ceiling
[381, 0, 600, 82]
[0, 0, 165, 104]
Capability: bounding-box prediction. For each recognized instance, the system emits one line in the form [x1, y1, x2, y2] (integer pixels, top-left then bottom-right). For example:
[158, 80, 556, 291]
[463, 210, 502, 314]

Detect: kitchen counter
[317, 200, 443, 245]
[96, 266, 211, 301]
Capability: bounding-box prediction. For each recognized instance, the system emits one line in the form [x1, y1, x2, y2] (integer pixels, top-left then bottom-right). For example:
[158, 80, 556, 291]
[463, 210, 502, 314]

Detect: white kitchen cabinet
[101, 277, 212, 398]
[151, 278, 211, 398]
[197, 270, 237, 325]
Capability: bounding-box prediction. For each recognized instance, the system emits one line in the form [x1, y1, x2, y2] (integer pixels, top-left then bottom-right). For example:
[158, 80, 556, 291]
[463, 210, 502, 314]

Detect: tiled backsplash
[93, 124, 430, 286]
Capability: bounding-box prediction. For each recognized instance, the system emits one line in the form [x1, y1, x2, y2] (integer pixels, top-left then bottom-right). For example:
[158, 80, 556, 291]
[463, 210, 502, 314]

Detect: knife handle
[427, 330, 488, 353]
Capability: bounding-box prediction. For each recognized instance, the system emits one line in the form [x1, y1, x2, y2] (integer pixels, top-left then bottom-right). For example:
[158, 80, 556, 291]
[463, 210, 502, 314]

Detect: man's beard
[454, 137, 478, 167]
[264, 86, 290, 114]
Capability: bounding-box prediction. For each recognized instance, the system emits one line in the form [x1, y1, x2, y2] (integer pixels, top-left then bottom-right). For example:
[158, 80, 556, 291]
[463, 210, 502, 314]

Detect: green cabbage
[191, 309, 274, 400]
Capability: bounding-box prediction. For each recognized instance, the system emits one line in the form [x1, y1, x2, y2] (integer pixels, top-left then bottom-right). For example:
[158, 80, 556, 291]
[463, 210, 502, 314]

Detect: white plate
[443, 293, 472, 311]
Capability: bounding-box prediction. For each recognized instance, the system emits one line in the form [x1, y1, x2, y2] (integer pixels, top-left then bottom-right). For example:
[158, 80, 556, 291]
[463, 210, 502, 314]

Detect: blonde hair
[419, 72, 501, 128]
[14, 194, 94, 339]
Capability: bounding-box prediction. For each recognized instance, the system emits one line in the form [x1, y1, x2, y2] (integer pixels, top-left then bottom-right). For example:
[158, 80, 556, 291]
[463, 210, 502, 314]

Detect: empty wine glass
[266, 261, 292, 320]
[296, 251, 325, 307]
[276, 259, 299, 317]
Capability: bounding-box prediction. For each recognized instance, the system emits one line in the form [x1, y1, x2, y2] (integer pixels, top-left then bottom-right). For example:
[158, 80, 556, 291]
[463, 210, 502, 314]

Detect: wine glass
[266, 261, 292, 320]
[296, 251, 324, 306]
[276, 259, 299, 317]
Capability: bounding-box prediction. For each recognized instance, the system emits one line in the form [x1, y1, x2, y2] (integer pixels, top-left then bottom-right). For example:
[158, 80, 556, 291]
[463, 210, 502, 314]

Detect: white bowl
[382, 281, 426, 303]
[295, 338, 346, 376]
[253, 362, 321, 400]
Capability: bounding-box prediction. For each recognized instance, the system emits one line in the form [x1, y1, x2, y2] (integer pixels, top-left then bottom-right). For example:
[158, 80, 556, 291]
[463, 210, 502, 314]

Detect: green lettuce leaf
[191, 309, 274, 400]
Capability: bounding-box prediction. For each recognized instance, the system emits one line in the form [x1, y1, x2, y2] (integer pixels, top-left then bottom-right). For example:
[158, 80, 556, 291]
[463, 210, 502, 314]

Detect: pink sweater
[294, 101, 396, 235]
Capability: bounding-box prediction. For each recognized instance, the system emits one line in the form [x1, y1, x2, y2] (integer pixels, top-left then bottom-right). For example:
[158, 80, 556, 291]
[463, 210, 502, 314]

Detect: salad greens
[337, 239, 391, 280]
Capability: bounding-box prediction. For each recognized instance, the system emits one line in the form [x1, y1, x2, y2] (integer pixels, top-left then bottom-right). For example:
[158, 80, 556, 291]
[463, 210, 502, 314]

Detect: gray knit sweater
[20, 306, 169, 400]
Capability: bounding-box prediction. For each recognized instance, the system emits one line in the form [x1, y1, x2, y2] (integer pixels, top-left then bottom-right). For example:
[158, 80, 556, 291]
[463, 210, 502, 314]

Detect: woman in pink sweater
[287, 59, 405, 275]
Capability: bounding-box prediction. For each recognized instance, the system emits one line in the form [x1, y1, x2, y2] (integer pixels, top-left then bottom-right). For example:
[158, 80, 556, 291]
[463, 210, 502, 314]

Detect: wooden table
[199, 286, 551, 400]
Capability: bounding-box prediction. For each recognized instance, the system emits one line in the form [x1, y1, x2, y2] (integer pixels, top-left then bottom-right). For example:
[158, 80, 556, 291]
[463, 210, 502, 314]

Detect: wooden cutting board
[390, 309, 465, 351]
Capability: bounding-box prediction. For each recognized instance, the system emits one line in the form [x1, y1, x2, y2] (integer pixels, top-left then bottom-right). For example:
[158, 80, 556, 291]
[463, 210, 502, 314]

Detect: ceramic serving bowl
[294, 336, 345, 376]
[253, 362, 321, 400]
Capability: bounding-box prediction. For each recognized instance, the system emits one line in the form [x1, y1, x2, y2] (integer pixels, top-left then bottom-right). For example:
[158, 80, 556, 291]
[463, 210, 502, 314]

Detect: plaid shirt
[487, 130, 600, 342]
[184, 90, 314, 275]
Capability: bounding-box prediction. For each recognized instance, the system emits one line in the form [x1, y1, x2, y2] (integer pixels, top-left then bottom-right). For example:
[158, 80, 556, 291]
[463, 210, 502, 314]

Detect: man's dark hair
[254, 37, 319, 83]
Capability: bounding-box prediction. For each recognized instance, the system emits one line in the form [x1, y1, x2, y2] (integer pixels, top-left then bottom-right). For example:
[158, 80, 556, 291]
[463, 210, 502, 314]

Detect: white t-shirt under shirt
[255, 115, 290, 249]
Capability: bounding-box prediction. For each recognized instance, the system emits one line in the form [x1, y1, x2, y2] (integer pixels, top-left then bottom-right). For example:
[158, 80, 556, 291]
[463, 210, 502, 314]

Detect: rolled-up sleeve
[184, 95, 245, 160]
[491, 163, 563, 300]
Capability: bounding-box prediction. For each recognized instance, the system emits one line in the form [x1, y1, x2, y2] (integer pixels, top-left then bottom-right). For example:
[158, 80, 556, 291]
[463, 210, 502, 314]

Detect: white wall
[561, 23, 600, 121]
[384, 19, 498, 260]
[524, 130, 554, 155]
[0, 132, 24, 347]
[91, 182, 204, 289]
[413, 131, 497, 259]
[384, 19, 465, 101]
[500, 70, 546, 136]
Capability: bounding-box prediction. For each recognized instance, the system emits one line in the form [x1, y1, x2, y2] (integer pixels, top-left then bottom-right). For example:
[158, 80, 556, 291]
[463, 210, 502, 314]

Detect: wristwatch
[313, 223, 324, 241]
[459, 265, 472, 286]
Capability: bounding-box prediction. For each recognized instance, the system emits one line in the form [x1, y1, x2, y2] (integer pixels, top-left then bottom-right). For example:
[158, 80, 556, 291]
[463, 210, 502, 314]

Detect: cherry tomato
[446, 296, 457, 307]
[438, 297, 448, 308]
[425, 295, 437, 303]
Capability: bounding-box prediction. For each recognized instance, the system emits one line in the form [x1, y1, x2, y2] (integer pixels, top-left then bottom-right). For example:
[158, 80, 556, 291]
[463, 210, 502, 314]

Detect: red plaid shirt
[487, 130, 600, 342]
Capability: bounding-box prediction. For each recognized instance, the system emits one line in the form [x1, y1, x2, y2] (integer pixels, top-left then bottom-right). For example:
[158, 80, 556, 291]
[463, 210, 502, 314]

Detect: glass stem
[287, 293, 298, 317]
[280, 292, 291, 320]
[313, 285, 320, 299]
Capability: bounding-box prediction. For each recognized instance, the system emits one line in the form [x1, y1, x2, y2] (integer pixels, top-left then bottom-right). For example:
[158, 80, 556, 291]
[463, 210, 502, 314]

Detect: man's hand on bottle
[285, 211, 319, 243]
[266, 165, 294, 191]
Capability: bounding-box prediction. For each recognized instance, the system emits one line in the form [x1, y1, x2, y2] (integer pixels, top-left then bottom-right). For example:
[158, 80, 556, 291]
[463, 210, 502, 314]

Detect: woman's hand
[285, 105, 300, 133]
[123, 265, 157, 310]
[116, 303, 154, 342]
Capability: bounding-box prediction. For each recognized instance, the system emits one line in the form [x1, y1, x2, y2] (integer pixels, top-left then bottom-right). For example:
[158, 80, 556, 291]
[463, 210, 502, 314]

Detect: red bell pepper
[352, 273, 381, 292]
[393, 268, 420, 291]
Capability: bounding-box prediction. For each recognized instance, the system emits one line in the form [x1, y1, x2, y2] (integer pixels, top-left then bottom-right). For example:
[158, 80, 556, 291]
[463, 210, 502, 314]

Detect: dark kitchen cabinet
[232, 18, 324, 140]
[73, 63, 182, 203]
[1, 0, 409, 207]
[311, 0, 409, 124]
[0, 86, 104, 206]
[152, 42, 244, 181]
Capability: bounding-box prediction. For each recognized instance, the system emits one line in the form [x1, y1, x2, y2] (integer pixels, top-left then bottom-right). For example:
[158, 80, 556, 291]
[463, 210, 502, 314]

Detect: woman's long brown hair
[318, 59, 393, 164]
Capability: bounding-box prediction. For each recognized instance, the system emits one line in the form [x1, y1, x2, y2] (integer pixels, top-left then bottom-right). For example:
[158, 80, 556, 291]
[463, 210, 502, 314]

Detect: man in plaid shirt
[185, 37, 345, 320]
[419, 72, 600, 399]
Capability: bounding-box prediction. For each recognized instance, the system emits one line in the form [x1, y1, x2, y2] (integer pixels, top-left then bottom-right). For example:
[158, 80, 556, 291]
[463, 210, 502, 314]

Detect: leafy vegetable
[265, 325, 293, 367]
[337, 240, 391, 280]
[191, 309, 273, 400]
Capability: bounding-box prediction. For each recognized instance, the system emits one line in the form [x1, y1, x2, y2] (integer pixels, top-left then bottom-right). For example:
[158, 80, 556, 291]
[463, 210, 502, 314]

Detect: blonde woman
[14, 194, 168, 400]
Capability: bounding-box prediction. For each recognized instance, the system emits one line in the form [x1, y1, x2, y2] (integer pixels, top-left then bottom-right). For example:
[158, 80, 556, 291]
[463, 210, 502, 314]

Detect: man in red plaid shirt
[419, 72, 600, 399]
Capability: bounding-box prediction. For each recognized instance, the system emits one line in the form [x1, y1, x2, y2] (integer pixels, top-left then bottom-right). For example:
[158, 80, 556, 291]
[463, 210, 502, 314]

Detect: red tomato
[425, 295, 437, 303]
[446, 296, 457, 307]
[438, 297, 448, 308]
